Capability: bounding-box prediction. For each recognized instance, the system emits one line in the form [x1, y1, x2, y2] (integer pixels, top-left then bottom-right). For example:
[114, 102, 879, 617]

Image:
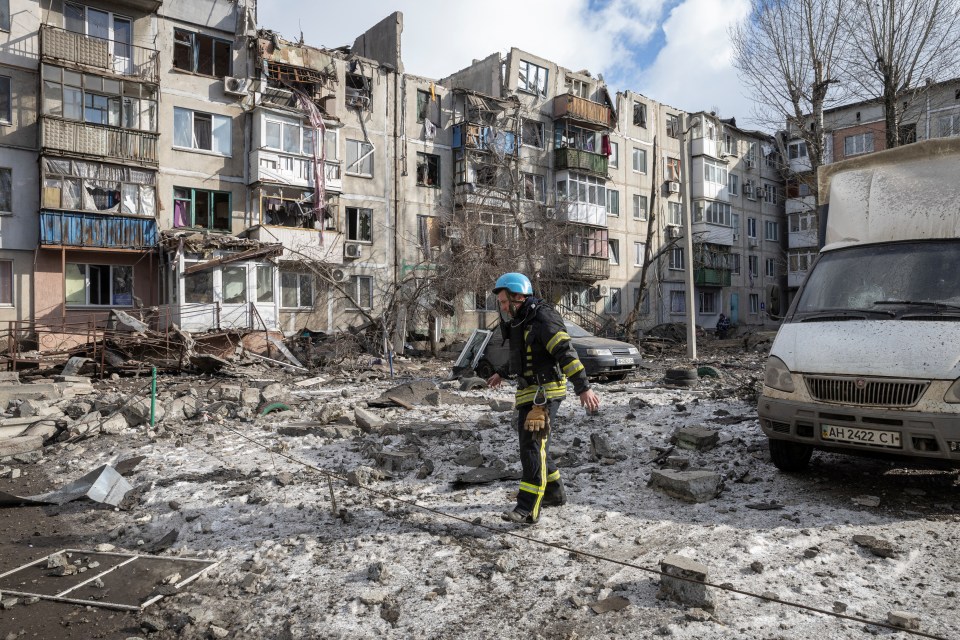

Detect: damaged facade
[0, 4, 787, 363]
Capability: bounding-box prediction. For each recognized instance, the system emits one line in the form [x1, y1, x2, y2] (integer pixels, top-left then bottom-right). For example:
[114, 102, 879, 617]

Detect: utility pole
[678, 114, 699, 361]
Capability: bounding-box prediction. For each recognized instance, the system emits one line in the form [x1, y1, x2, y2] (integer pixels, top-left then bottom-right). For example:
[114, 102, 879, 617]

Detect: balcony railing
[554, 147, 608, 176]
[42, 116, 159, 166]
[694, 267, 732, 287]
[452, 123, 516, 154]
[553, 94, 614, 130]
[547, 255, 610, 282]
[40, 210, 157, 250]
[40, 24, 159, 84]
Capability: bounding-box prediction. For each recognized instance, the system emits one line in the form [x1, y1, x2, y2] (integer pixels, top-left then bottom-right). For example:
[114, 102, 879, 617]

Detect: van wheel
[768, 438, 813, 472]
[475, 359, 495, 380]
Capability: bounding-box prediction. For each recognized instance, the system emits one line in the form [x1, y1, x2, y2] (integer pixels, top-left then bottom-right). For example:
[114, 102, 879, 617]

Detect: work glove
[524, 404, 549, 438]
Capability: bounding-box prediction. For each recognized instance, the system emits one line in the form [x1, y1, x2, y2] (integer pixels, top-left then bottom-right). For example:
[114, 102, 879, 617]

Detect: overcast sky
[257, 0, 758, 126]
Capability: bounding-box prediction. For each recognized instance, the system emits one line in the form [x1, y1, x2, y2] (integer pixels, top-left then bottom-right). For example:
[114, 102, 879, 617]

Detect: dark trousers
[515, 399, 564, 517]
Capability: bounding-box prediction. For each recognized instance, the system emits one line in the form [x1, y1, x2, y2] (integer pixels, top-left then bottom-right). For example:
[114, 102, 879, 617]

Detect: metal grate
[804, 375, 929, 408]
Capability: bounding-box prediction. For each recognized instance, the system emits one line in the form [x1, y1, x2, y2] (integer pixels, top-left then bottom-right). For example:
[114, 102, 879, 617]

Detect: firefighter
[486, 272, 600, 525]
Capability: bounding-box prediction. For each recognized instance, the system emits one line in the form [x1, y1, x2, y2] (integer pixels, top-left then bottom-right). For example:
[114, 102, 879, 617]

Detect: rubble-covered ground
[1, 341, 959, 640]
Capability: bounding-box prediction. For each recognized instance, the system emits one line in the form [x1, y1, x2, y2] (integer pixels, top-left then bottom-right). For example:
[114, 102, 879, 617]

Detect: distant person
[715, 313, 732, 339]
[486, 272, 600, 525]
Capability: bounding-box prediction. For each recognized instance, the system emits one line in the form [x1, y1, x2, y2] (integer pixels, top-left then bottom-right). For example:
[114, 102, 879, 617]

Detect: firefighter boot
[542, 480, 567, 507]
[501, 507, 539, 525]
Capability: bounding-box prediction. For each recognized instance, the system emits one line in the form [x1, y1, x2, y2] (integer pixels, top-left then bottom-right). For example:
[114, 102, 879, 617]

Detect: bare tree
[623, 137, 660, 340]
[844, 0, 960, 148]
[731, 0, 848, 188]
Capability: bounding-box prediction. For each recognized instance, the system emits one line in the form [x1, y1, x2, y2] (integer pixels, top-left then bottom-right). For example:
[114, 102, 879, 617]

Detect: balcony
[552, 94, 613, 130]
[40, 25, 159, 84]
[252, 149, 342, 193]
[546, 255, 610, 283]
[246, 225, 343, 264]
[788, 270, 808, 288]
[452, 124, 516, 154]
[40, 210, 157, 250]
[554, 147, 608, 177]
[694, 267, 732, 287]
[41, 117, 158, 166]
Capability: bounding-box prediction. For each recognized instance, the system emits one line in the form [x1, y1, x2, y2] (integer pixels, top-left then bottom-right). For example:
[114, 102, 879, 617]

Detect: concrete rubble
[0, 336, 957, 639]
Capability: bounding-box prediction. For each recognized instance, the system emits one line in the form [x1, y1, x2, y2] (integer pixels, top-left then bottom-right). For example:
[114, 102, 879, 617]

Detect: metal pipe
[678, 114, 700, 361]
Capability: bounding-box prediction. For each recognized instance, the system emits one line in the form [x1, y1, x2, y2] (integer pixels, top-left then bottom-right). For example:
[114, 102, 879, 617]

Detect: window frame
[517, 59, 548, 96]
[173, 107, 231, 155]
[173, 186, 232, 231]
[632, 193, 648, 221]
[608, 140, 618, 168]
[764, 220, 779, 241]
[351, 275, 374, 310]
[765, 257, 777, 278]
[345, 206, 373, 243]
[747, 217, 757, 239]
[521, 119, 544, 148]
[345, 138, 374, 177]
[631, 147, 647, 173]
[0, 259, 11, 305]
[670, 290, 685, 314]
[280, 270, 314, 309]
[606, 188, 620, 216]
[416, 152, 440, 188]
[749, 293, 760, 314]
[604, 287, 622, 315]
[727, 173, 739, 197]
[634, 241, 645, 267]
[0, 75, 10, 123]
[668, 247, 684, 270]
[843, 132, 874, 156]
[698, 291, 718, 314]
[65, 263, 134, 307]
[632, 101, 647, 128]
[172, 28, 232, 78]
[608, 238, 620, 265]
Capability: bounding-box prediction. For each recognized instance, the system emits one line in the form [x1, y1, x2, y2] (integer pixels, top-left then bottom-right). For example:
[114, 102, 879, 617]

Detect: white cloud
[257, 0, 759, 124]
[635, 0, 755, 121]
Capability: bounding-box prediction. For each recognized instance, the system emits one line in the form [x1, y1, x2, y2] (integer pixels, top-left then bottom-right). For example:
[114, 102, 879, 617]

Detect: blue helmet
[493, 272, 533, 296]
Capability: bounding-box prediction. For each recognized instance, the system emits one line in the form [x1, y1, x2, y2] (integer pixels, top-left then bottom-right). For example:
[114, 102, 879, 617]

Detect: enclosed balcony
[40, 210, 157, 250]
[40, 24, 159, 84]
[694, 267, 732, 287]
[41, 116, 159, 166]
[252, 150, 342, 193]
[452, 123, 516, 155]
[553, 94, 614, 130]
[554, 147, 608, 177]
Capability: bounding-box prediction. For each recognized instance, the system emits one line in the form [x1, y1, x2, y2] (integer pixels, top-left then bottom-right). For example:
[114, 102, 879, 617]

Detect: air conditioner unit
[544, 207, 557, 220]
[749, 238, 759, 248]
[667, 181, 680, 194]
[598, 285, 610, 296]
[223, 76, 252, 96]
[745, 158, 756, 169]
[666, 225, 681, 239]
[330, 268, 347, 283]
[344, 243, 362, 259]
[444, 227, 463, 239]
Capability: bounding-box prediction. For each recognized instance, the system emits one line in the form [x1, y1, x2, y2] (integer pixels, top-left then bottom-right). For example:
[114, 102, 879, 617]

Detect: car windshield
[564, 320, 593, 338]
[794, 240, 960, 318]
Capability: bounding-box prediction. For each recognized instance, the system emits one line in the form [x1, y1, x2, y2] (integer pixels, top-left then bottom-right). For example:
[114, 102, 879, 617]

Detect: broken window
[42, 159, 156, 216]
[173, 28, 232, 78]
[173, 107, 231, 155]
[345, 73, 371, 110]
[522, 172, 545, 202]
[665, 156, 681, 181]
[345, 139, 373, 176]
[416, 152, 440, 187]
[262, 196, 312, 228]
[476, 164, 497, 187]
[346, 206, 372, 242]
[417, 90, 430, 123]
[0, 167, 9, 212]
[633, 101, 646, 128]
[565, 76, 589, 99]
[517, 60, 548, 96]
[184, 269, 213, 304]
[666, 114, 680, 138]
[0, 0, 9, 31]
[173, 187, 231, 231]
[222, 266, 247, 304]
[0, 75, 9, 123]
[65, 263, 133, 306]
[521, 119, 544, 148]
[280, 270, 313, 309]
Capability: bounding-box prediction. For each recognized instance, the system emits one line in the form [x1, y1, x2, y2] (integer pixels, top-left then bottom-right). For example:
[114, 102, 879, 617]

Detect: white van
[758, 138, 960, 471]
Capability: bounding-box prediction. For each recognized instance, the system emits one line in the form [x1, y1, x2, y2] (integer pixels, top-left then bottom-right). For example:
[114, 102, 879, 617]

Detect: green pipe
[150, 366, 157, 427]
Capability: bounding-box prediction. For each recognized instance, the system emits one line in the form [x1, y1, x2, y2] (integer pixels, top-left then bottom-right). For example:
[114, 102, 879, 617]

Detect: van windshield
[793, 240, 960, 319]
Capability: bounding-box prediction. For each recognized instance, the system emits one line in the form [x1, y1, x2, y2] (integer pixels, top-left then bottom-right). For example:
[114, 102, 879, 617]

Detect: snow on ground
[39, 362, 960, 639]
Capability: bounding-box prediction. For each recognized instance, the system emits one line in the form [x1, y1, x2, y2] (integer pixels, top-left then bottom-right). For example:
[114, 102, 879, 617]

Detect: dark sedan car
[457, 320, 643, 381]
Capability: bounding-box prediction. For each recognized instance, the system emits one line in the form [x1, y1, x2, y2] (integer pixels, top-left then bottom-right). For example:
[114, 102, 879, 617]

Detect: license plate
[615, 357, 634, 366]
[821, 425, 901, 448]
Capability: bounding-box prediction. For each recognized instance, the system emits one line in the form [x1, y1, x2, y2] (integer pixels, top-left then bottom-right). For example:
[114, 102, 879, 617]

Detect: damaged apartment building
[0, 5, 786, 355]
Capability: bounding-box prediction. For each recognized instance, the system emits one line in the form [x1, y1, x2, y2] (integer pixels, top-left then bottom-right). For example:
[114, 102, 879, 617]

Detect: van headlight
[585, 348, 612, 356]
[945, 380, 960, 403]
[764, 356, 796, 392]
